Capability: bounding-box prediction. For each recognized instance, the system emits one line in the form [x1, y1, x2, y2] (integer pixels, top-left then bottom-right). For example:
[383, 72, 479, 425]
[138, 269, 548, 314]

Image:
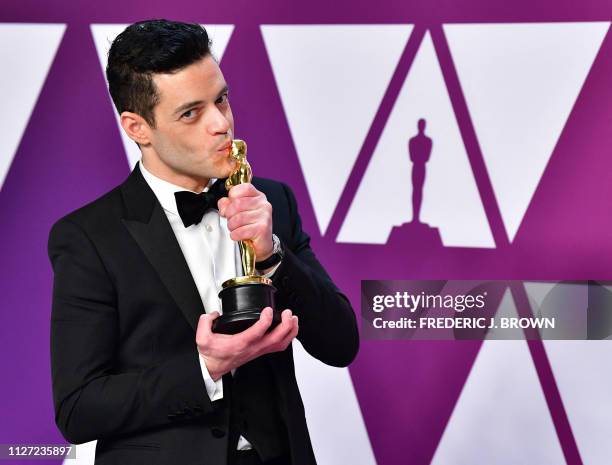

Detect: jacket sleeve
[48, 218, 215, 445]
[271, 183, 359, 368]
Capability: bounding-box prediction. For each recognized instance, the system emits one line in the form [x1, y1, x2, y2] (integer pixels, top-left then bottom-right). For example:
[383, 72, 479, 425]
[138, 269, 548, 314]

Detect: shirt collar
[139, 160, 216, 216]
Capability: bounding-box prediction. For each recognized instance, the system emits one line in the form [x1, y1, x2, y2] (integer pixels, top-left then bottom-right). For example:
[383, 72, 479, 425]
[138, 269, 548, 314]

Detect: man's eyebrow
[173, 100, 204, 115]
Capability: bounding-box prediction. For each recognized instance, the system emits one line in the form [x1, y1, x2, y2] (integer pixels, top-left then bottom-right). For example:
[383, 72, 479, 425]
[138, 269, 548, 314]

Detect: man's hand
[196, 308, 299, 381]
[218, 183, 274, 261]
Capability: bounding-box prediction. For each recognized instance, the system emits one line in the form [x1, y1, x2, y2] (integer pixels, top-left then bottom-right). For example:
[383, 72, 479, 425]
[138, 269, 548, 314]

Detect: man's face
[146, 54, 235, 183]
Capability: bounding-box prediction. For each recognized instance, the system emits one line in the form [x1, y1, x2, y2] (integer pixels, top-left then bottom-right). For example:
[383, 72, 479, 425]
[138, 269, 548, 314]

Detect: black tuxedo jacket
[48, 164, 359, 465]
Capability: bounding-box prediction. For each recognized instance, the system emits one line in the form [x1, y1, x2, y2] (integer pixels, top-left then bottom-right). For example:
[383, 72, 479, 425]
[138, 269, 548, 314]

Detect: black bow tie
[174, 179, 227, 228]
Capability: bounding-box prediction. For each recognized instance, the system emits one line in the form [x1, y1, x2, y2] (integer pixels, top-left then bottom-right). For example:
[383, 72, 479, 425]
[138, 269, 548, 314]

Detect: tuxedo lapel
[120, 163, 204, 332]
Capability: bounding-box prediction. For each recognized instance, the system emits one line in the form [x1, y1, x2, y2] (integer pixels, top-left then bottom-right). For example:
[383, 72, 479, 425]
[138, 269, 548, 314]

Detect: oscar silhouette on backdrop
[387, 118, 442, 249]
[409, 118, 432, 224]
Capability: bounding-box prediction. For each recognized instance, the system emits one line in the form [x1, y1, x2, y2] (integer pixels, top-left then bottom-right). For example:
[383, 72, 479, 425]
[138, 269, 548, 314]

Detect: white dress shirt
[139, 160, 278, 450]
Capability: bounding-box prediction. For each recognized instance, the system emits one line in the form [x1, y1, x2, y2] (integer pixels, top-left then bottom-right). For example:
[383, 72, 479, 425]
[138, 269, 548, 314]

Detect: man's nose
[207, 106, 231, 135]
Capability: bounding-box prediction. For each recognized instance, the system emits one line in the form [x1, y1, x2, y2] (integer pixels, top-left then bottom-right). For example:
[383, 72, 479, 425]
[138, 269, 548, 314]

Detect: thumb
[197, 311, 219, 334]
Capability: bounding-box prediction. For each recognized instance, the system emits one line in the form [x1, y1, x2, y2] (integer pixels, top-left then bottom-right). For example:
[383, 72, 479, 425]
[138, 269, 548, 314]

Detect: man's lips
[218, 141, 232, 152]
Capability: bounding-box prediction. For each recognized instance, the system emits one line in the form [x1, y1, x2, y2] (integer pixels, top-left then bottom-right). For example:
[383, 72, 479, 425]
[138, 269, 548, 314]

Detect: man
[48, 19, 359, 465]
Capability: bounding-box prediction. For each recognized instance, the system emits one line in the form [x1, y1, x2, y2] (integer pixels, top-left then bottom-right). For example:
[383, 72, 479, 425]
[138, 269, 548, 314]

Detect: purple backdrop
[1, 1, 611, 464]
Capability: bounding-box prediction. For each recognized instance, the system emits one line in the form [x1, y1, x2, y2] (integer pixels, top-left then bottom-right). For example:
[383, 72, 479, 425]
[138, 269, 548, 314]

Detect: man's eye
[181, 109, 196, 119]
[216, 93, 229, 105]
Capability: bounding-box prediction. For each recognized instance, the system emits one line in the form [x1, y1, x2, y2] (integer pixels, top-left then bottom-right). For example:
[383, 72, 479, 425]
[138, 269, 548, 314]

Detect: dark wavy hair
[106, 19, 212, 128]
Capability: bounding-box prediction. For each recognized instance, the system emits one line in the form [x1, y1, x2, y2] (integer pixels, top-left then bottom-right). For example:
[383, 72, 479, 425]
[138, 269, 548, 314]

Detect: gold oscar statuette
[213, 140, 278, 334]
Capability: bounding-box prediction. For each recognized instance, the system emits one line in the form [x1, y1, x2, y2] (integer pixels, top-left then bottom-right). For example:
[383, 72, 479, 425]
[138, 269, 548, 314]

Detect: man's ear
[120, 111, 152, 145]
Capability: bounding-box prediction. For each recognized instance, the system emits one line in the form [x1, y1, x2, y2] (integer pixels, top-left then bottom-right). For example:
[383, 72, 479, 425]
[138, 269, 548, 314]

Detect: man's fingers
[227, 210, 262, 231]
[282, 313, 299, 340]
[217, 197, 230, 214]
[291, 315, 299, 332]
[229, 224, 259, 243]
[259, 312, 298, 355]
[260, 309, 294, 344]
[227, 183, 258, 199]
[240, 307, 274, 342]
[281, 308, 292, 323]
[223, 197, 269, 220]
[278, 316, 299, 349]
